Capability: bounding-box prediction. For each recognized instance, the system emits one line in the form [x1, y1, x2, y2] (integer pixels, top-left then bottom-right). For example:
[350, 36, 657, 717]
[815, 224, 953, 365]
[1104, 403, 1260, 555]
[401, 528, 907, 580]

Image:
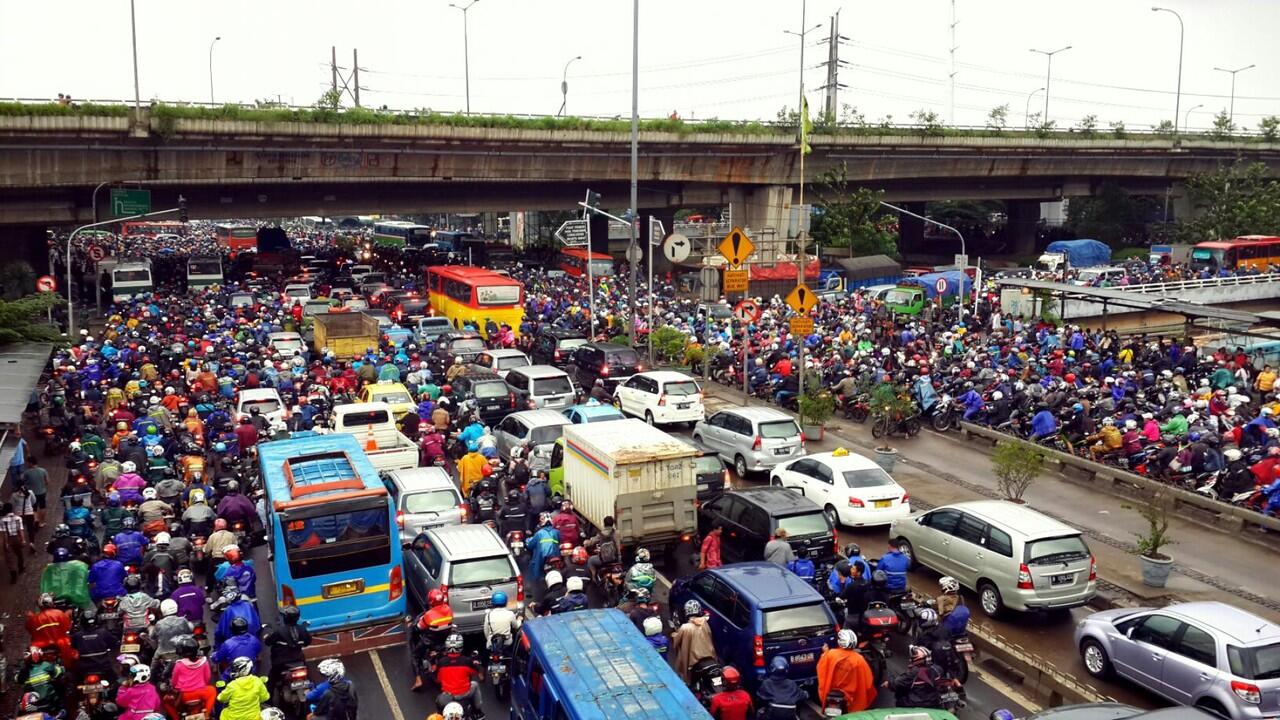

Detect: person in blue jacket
[212, 615, 262, 679]
[457, 419, 485, 452]
[88, 543, 127, 602]
[214, 585, 262, 645]
[112, 517, 149, 566]
[957, 383, 985, 421]
[526, 513, 560, 585]
[213, 546, 256, 598]
[1029, 406, 1059, 441]
[841, 543, 872, 581]
[877, 540, 910, 594]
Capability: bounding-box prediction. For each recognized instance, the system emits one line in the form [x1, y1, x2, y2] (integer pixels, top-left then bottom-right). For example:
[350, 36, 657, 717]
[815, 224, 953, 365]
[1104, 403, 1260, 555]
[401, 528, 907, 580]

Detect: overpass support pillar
[897, 202, 926, 255]
[1006, 200, 1040, 257]
[730, 186, 792, 240]
[0, 225, 55, 291]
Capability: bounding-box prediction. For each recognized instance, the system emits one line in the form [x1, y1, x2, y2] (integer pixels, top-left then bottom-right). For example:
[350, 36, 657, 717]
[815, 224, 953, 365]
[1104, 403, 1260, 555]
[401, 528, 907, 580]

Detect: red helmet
[721, 666, 741, 689]
[1065, 373, 1077, 383]
[224, 547, 242, 564]
[571, 547, 588, 565]
[441, 385, 452, 395]
[481, 464, 494, 478]
[427, 589, 446, 606]
[103, 543, 117, 558]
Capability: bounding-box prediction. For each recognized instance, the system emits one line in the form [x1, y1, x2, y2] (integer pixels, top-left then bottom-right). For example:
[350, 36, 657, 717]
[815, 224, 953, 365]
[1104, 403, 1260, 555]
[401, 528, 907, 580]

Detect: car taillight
[752, 436, 762, 450]
[723, 470, 731, 489]
[281, 584, 296, 607]
[600, 364, 609, 376]
[553, 349, 561, 361]
[389, 565, 403, 601]
[516, 575, 524, 603]
[658, 393, 666, 406]
[509, 392, 516, 408]
[1089, 555, 1097, 581]
[636, 364, 644, 371]
[396, 510, 404, 529]
[831, 526, 839, 555]
[1233, 680, 1262, 704]
[848, 496, 864, 507]
[753, 635, 765, 667]
[439, 584, 449, 602]
[459, 504, 469, 522]
[901, 492, 909, 505]
[1017, 563, 1034, 589]
[289, 666, 309, 680]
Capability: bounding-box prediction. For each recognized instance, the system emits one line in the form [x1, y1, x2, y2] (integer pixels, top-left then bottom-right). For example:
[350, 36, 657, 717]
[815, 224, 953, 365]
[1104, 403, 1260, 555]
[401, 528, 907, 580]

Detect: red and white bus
[120, 221, 185, 238]
[216, 224, 258, 252]
[558, 248, 615, 278]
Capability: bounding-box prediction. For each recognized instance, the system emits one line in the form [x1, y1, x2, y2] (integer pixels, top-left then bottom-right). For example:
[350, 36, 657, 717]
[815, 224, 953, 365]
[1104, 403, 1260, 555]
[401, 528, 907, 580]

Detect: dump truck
[561, 419, 699, 555]
[313, 312, 380, 358]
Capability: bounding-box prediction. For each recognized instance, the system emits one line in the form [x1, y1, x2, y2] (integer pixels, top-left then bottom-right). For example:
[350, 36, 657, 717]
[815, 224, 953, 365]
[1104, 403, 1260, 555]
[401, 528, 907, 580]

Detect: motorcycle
[688, 657, 724, 707]
[930, 396, 964, 433]
[858, 602, 898, 686]
[486, 635, 512, 702]
[871, 411, 921, 440]
[504, 530, 526, 564]
[947, 633, 975, 684]
[821, 690, 847, 718]
[840, 395, 870, 424]
[889, 591, 925, 638]
[274, 662, 311, 720]
[595, 562, 625, 608]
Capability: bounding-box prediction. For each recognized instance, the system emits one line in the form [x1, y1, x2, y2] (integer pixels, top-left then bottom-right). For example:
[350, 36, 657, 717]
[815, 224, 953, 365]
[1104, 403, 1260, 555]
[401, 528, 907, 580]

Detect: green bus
[372, 221, 432, 248]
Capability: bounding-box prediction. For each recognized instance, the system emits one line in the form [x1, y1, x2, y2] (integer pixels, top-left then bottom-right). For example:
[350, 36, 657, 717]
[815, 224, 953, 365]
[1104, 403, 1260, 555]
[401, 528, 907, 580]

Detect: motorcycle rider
[212, 616, 263, 679]
[306, 657, 358, 720]
[120, 573, 160, 631]
[213, 584, 262, 645]
[40, 546, 91, 611]
[16, 645, 66, 716]
[215, 481, 258, 540]
[891, 645, 948, 709]
[147, 598, 192, 673]
[843, 569, 891, 624]
[71, 609, 118, 685]
[215, 545, 257, 598]
[410, 589, 454, 692]
[496, 488, 529, 540]
[115, 661, 162, 720]
[625, 547, 656, 596]
[142, 532, 178, 598]
[262, 605, 312, 699]
[538, 570, 567, 616]
[527, 512, 561, 585]
[817, 629, 878, 713]
[182, 489, 217, 535]
[551, 499, 581, 546]
[164, 522, 194, 568]
[707, 665, 753, 720]
[100, 493, 132, 544]
[624, 586, 661, 630]
[482, 591, 521, 655]
[756, 656, 807, 720]
[582, 515, 620, 584]
[642, 615, 669, 657]
[163, 636, 215, 720]
[552, 576, 589, 614]
[671, 599, 717, 684]
[26, 593, 76, 664]
[113, 516, 150, 568]
[169, 568, 206, 623]
[877, 540, 910, 594]
[204, 518, 238, 586]
[63, 495, 96, 548]
[216, 656, 269, 720]
[88, 544, 127, 604]
[936, 576, 963, 619]
[46, 523, 89, 563]
[433, 633, 482, 716]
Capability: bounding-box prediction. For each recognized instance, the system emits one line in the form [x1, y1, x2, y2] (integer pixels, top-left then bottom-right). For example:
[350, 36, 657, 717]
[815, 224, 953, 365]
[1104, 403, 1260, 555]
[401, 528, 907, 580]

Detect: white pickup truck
[330, 402, 419, 473]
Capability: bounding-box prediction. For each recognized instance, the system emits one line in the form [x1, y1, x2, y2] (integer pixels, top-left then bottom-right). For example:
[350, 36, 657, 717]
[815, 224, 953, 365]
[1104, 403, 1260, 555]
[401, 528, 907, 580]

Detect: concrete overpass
[2, 106, 1279, 265]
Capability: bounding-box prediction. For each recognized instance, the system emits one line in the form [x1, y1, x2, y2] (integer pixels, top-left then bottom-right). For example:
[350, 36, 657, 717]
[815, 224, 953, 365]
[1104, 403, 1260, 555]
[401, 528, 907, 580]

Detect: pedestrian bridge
[996, 274, 1280, 324]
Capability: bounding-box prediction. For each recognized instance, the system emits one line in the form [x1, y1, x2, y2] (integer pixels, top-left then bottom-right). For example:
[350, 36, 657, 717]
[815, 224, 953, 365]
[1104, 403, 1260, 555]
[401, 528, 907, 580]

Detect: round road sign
[88, 245, 105, 262]
[733, 299, 761, 324]
[663, 233, 691, 263]
[626, 243, 644, 263]
[36, 275, 57, 293]
[935, 277, 948, 293]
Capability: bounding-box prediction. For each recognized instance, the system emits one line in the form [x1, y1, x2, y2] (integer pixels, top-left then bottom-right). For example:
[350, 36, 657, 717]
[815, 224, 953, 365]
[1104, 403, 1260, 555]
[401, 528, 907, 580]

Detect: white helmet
[443, 703, 465, 720]
[642, 615, 663, 637]
[836, 628, 858, 649]
[566, 576, 584, 592]
[1225, 448, 1243, 462]
[939, 576, 960, 593]
[160, 599, 178, 617]
[142, 487, 157, 500]
[545, 570, 563, 589]
[121, 461, 137, 473]
[154, 532, 171, 545]
[991, 391, 1003, 401]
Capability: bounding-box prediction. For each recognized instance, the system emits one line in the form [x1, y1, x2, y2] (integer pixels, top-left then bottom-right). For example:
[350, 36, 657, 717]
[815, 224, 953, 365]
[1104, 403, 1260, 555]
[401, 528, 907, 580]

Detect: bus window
[283, 507, 390, 578]
[114, 269, 151, 283]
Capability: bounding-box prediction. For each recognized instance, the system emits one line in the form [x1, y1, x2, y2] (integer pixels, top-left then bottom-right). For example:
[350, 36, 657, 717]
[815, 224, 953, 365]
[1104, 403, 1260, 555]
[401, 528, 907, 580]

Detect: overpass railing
[958, 421, 1280, 539]
[1102, 272, 1280, 295]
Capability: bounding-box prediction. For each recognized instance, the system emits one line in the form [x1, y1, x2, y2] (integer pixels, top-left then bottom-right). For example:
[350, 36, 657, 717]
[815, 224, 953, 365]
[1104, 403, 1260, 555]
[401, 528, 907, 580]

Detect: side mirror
[1125, 626, 1135, 639]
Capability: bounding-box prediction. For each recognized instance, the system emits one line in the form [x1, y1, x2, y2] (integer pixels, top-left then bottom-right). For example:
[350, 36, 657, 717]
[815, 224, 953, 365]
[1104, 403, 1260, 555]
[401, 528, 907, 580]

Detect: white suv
[613, 371, 704, 427]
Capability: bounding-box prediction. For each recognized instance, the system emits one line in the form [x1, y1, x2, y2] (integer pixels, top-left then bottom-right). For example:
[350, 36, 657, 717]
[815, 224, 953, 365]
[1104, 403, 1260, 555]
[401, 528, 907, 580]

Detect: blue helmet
[1189, 431, 1201, 442]
[1072, 403, 1084, 412]
[491, 591, 508, 608]
[768, 655, 790, 677]
[53, 547, 70, 563]
[214, 442, 227, 453]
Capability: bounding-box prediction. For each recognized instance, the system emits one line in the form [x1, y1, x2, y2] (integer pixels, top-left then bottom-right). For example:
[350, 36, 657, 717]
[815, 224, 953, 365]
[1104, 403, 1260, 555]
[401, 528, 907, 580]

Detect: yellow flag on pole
[800, 95, 812, 155]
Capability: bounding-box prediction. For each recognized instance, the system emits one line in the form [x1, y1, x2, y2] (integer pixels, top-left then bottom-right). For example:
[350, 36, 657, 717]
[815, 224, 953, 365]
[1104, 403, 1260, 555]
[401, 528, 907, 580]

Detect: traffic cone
[365, 424, 378, 451]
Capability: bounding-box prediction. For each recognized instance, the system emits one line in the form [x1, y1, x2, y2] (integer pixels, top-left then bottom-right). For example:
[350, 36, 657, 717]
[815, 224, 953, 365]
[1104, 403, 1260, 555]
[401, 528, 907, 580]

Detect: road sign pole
[95, 261, 101, 316]
[648, 219, 654, 367]
[587, 222, 596, 339]
[742, 318, 750, 406]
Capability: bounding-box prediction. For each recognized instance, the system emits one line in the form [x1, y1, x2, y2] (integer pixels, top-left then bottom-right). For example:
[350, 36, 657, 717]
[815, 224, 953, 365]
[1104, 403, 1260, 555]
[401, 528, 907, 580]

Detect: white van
[110, 260, 154, 300]
[186, 255, 223, 289]
[1072, 266, 1127, 287]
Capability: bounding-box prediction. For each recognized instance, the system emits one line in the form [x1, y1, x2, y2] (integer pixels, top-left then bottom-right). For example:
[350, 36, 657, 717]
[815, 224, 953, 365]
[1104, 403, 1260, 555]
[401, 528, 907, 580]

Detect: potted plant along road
[1133, 495, 1175, 588]
[798, 387, 835, 442]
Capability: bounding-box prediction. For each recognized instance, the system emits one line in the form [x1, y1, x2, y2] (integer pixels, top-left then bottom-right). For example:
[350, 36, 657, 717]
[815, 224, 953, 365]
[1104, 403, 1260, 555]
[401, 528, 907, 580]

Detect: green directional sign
[109, 188, 151, 218]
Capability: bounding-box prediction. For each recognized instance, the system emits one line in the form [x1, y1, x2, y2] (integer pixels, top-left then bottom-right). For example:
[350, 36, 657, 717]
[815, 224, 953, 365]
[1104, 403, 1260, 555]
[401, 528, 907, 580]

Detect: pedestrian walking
[1, 502, 27, 582]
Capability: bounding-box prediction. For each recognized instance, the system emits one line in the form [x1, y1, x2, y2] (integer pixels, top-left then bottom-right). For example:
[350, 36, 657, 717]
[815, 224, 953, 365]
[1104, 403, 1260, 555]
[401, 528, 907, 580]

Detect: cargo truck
[1149, 243, 1193, 266]
[1034, 239, 1111, 275]
[560, 419, 699, 555]
[330, 402, 419, 473]
[885, 271, 972, 316]
[313, 312, 380, 358]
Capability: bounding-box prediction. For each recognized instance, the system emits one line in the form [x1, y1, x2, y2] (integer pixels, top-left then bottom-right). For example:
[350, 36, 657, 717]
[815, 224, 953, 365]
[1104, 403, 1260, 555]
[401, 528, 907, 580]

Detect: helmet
[444, 633, 464, 653]
[229, 657, 254, 678]
[769, 655, 790, 678]
[224, 546, 242, 563]
[154, 532, 171, 545]
[53, 547, 70, 563]
[837, 628, 858, 649]
[428, 589, 446, 606]
[19, 692, 41, 712]
[1189, 431, 1202, 442]
[632, 587, 652, 604]
[635, 547, 651, 563]
[231, 616, 249, 635]
[939, 576, 960, 593]
[175, 635, 199, 660]
[54, 523, 70, 537]
[318, 657, 345, 681]
[226, 480, 239, 493]
[69, 441, 81, 452]
[125, 574, 143, 591]
[82, 608, 98, 626]
[843, 542, 861, 558]
[131, 663, 152, 684]
[160, 599, 179, 617]
[918, 607, 939, 629]
[871, 569, 887, 587]
[190, 489, 205, 504]
[571, 547, 588, 565]
[443, 703, 465, 720]
[103, 543, 118, 558]
[1225, 448, 1243, 462]
[909, 644, 932, 665]
[261, 709, 287, 720]
[280, 605, 301, 625]
[721, 665, 741, 690]
[38, 592, 55, 608]
[992, 391, 1003, 401]
[491, 591, 508, 608]
[142, 487, 157, 500]
[545, 570, 563, 589]
[683, 599, 702, 618]
[991, 711, 1017, 720]
[539, 512, 553, 528]
[214, 442, 227, 453]
[121, 461, 136, 473]
[566, 576, 584, 592]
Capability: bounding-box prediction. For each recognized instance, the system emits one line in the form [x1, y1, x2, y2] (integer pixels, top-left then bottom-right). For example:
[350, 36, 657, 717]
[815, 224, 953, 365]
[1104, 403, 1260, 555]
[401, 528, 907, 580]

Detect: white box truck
[561, 419, 699, 555]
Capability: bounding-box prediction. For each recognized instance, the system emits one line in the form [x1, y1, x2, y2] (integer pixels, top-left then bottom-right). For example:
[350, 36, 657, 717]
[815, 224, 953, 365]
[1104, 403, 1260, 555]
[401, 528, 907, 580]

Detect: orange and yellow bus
[120, 221, 185, 238]
[558, 248, 615, 278]
[425, 266, 525, 339]
[1192, 236, 1280, 272]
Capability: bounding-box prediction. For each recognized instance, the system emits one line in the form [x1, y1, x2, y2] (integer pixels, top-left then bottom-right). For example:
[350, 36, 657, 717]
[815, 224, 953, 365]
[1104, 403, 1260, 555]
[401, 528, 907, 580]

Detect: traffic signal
[584, 190, 602, 209]
[178, 195, 189, 223]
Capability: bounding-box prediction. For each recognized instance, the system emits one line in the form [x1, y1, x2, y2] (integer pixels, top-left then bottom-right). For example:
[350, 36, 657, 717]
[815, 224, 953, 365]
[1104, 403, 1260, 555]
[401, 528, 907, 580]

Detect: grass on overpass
[4, 100, 1278, 144]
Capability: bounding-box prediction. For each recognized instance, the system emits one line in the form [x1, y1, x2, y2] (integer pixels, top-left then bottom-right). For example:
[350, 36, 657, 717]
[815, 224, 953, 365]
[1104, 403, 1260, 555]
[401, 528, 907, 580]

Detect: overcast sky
[2, 0, 1276, 132]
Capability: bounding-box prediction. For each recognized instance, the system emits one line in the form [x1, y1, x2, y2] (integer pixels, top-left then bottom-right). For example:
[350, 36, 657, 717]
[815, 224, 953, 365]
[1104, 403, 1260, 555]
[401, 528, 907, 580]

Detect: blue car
[670, 562, 838, 692]
[383, 327, 414, 348]
[561, 401, 626, 425]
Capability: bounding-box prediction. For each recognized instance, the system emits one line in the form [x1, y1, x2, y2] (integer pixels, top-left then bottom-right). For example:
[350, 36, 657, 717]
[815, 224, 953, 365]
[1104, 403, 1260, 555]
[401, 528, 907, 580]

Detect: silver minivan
[889, 500, 1097, 617]
[405, 524, 522, 633]
[382, 467, 465, 544]
[505, 365, 575, 410]
[693, 407, 805, 478]
[494, 409, 571, 471]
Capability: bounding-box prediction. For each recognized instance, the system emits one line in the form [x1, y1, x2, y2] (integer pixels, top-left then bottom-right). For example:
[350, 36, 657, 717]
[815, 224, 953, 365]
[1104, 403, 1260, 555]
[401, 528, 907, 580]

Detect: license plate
[79, 685, 102, 693]
[900, 601, 916, 611]
[186, 714, 206, 720]
[953, 641, 974, 653]
[322, 579, 364, 598]
[488, 664, 507, 675]
[289, 680, 310, 690]
[790, 652, 815, 664]
[774, 447, 790, 455]
[1051, 573, 1074, 586]
[121, 643, 140, 653]
[940, 691, 960, 704]
[697, 483, 710, 492]
[510, 541, 523, 550]
[471, 599, 491, 610]
[874, 500, 892, 508]
[99, 612, 119, 622]
[677, 403, 690, 409]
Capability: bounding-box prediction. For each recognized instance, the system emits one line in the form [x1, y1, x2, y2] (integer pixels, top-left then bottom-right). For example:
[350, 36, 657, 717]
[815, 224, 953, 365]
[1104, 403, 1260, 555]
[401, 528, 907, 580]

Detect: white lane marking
[370, 648, 408, 720]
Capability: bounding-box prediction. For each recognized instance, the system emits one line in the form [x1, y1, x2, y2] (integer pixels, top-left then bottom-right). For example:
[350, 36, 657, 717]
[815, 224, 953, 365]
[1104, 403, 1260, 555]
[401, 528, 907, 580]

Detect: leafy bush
[991, 440, 1045, 501]
[1132, 495, 1175, 560]
[799, 389, 836, 426]
[649, 325, 689, 361]
[608, 335, 631, 347]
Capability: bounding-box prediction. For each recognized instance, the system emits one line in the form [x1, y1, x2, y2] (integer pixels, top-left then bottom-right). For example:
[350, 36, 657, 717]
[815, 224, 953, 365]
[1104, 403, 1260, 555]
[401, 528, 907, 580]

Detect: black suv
[530, 328, 588, 369]
[449, 371, 517, 425]
[433, 331, 486, 373]
[697, 487, 836, 564]
[570, 342, 643, 392]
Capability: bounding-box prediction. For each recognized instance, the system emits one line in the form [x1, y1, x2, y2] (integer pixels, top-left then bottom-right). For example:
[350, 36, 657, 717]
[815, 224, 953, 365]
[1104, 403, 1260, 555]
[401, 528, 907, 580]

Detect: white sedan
[770, 448, 910, 528]
[236, 388, 288, 430]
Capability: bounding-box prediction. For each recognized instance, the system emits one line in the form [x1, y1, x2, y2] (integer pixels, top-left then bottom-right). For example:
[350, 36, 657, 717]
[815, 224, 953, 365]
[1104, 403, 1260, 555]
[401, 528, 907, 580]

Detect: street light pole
[627, 0, 639, 348]
[785, 0, 822, 404]
[129, 0, 142, 112]
[1024, 87, 1045, 128]
[1151, 7, 1184, 133]
[881, 200, 968, 317]
[449, 0, 480, 114]
[1213, 64, 1255, 123]
[1183, 103, 1204, 133]
[208, 36, 222, 105]
[558, 55, 582, 117]
[1029, 46, 1071, 122]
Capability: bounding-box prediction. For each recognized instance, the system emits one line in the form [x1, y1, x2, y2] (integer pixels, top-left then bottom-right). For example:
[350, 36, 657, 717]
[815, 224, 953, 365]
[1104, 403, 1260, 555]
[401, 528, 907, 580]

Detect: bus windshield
[283, 503, 391, 578]
[188, 259, 221, 275]
[114, 270, 151, 282]
[477, 285, 520, 306]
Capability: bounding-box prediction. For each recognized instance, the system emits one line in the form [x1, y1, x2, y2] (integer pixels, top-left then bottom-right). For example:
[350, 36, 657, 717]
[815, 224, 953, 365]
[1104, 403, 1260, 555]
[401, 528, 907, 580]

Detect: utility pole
[819, 11, 847, 120]
[352, 49, 361, 107]
[627, 0, 639, 348]
[787, 0, 821, 403]
[331, 46, 338, 94]
[949, 0, 959, 125]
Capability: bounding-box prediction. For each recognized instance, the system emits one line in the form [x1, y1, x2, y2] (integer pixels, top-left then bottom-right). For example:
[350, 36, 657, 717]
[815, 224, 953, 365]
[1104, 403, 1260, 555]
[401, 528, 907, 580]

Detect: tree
[991, 440, 1045, 502]
[1177, 161, 1280, 242]
[908, 109, 944, 136]
[316, 89, 342, 110]
[810, 163, 899, 257]
[1260, 116, 1280, 143]
[0, 260, 36, 299]
[1109, 120, 1127, 139]
[1067, 182, 1158, 246]
[839, 103, 866, 127]
[985, 104, 1009, 132]
[1033, 119, 1057, 138]
[0, 292, 64, 346]
[1075, 114, 1099, 137]
[1152, 119, 1176, 137]
[1210, 110, 1236, 140]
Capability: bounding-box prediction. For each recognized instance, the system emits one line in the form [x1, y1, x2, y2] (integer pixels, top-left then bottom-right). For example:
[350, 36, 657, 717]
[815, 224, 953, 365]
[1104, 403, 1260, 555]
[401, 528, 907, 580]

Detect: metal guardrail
[958, 421, 1280, 536]
[1110, 272, 1280, 295]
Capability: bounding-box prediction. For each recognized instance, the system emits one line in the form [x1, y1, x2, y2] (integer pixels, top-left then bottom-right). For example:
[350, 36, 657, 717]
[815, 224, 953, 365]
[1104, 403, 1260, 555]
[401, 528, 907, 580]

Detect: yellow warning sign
[785, 284, 817, 314]
[789, 317, 815, 335]
[723, 269, 749, 292]
[717, 227, 755, 267]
